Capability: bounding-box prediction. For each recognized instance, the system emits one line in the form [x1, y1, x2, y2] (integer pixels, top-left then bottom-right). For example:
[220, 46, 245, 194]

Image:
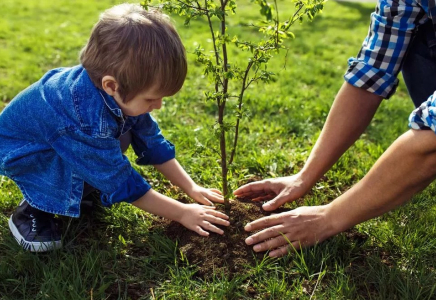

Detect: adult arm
[244, 129, 436, 257]
[234, 0, 427, 210]
[234, 83, 383, 210]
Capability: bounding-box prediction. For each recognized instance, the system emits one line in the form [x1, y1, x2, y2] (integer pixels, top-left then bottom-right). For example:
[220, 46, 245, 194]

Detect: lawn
[1, 0, 436, 299]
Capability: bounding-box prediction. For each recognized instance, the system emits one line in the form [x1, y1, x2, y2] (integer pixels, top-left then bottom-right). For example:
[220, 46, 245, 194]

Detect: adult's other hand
[244, 205, 336, 257]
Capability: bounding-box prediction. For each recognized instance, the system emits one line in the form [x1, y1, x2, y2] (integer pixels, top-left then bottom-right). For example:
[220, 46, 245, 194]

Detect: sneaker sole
[8, 215, 62, 252]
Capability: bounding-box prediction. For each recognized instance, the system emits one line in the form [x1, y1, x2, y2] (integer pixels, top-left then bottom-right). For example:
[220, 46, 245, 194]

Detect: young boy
[0, 3, 229, 252]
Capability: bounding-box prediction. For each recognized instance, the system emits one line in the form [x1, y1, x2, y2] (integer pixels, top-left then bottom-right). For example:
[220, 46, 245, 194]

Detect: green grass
[1, 0, 436, 298]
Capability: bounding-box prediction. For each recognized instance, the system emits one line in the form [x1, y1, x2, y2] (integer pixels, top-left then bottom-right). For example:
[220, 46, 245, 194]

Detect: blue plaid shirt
[344, 0, 436, 131]
[345, 0, 434, 99]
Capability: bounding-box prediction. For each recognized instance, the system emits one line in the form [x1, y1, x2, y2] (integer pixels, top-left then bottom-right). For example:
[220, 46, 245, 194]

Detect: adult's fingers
[249, 231, 289, 252]
[233, 181, 272, 197]
[269, 241, 305, 257]
[248, 235, 307, 257]
[251, 193, 276, 202]
[245, 224, 286, 246]
[262, 192, 290, 211]
[269, 245, 292, 257]
[244, 214, 283, 231]
[235, 190, 270, 201]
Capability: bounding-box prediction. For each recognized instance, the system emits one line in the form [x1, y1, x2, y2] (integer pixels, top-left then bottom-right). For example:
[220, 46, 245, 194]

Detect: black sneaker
[8, 200, 62, 252]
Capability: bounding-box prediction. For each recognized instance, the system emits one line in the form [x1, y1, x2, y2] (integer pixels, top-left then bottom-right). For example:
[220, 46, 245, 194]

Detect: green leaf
[118, 234, 127, 246]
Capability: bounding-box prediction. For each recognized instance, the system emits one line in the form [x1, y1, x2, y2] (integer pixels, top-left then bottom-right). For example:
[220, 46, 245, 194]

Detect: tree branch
[174, 0, 209, 12]
[229, 60, 254, 165]
[200, 0, 220, 66]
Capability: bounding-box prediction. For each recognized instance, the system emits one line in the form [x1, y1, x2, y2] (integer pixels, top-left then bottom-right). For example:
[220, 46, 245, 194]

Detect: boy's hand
[187, 185, 224, 206]
[179, 204, 230, 236]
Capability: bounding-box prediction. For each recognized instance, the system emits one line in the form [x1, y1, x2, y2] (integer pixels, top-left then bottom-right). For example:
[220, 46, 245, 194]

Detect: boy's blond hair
[80, 3, 187, 102]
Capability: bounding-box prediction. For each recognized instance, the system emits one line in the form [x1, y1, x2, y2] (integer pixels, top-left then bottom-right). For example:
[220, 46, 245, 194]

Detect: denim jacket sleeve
[130, 114, 176, 165]
[49, 128, 151, 206]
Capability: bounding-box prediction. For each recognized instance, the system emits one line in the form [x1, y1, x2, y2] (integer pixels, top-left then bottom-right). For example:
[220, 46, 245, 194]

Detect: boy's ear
[101, 76, 119, 96]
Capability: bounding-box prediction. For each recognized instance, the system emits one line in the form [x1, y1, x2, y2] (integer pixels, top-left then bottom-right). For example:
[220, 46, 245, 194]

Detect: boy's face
[101, 76, 166, 117]
[113, 88, 165, 117]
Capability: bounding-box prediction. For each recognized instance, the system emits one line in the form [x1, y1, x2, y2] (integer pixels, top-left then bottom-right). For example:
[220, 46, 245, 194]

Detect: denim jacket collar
[71, 66, 124, 119]
[98, 91, 124, 119]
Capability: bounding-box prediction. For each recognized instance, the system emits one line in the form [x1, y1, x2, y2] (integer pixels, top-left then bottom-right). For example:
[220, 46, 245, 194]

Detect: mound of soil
[152, 199, 289, 278]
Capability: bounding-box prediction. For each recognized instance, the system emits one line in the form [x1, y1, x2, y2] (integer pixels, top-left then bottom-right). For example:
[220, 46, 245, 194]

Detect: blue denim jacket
[0, 65, 175, 217]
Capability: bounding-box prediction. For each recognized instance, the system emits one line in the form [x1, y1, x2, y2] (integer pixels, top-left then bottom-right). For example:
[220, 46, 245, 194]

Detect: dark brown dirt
[151, 199, 289, 278]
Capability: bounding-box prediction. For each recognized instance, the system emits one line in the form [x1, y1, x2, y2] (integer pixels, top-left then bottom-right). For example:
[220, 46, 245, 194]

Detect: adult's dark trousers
[403, 20, 436, 107]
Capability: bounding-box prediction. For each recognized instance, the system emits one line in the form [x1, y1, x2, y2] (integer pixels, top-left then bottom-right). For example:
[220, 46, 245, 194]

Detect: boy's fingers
[202, 222, 224, 235]
[195, 226, 210, 237]
[205, 215, 230, 226]
[207, 192, 224, 203]
[207, 209, 229, 219]
[205, 199, 214, 206]
[198, 197, 214, 206]
[203, 205, 216, 210]
[209, 188, 222, 195]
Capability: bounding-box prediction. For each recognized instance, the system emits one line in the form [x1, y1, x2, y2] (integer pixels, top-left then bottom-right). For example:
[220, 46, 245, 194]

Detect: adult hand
[187, 185, 224, 206]
[233, 173, 311, 211]
[179, 204, 230, 236]
[244, 205, 335, 257]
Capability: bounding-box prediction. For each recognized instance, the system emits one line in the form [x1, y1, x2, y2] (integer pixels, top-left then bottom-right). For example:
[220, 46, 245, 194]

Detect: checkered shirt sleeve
[344, 0, 428, 99]
[409, 91, 436, 131]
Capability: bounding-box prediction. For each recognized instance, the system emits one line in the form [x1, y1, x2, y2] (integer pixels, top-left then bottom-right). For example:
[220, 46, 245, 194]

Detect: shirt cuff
[100, 168, 151, 206]
[409, 93, 436, 132]
[344, 59, 399, 99]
